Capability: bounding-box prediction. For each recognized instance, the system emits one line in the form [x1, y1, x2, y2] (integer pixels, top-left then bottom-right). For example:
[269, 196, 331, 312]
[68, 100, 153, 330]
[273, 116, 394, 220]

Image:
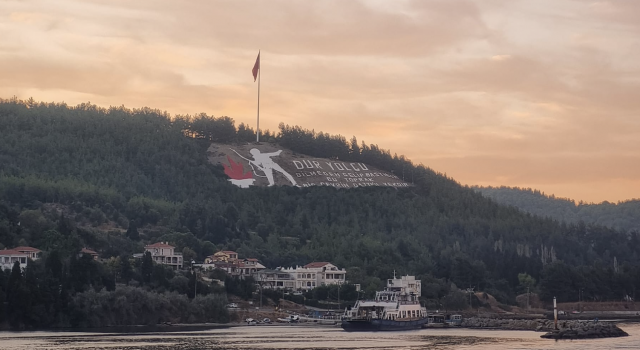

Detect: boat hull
[341, 318, 429, 332]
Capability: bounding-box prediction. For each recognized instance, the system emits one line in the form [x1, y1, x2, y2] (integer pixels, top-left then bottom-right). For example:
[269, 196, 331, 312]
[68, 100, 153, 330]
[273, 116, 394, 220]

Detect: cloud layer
[1, 0, 639, 203]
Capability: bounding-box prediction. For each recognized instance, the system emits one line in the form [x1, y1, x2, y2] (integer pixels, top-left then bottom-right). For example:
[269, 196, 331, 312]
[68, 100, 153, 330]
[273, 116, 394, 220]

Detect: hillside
[475, 186, 640, 233]
[1, 98, 640, 328]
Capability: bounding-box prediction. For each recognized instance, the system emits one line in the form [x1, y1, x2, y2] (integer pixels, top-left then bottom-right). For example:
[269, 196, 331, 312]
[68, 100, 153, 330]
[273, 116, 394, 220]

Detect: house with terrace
[0, 246, 41, 271]
[139, 242, 183, 269]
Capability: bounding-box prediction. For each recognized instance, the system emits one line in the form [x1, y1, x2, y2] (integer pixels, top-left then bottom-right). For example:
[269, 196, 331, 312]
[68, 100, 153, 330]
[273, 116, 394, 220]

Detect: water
[1, 323, 639, 350]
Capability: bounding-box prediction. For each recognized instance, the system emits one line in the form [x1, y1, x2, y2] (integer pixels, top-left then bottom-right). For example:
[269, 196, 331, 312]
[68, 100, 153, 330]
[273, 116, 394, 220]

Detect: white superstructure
[343, 273, 426, 321]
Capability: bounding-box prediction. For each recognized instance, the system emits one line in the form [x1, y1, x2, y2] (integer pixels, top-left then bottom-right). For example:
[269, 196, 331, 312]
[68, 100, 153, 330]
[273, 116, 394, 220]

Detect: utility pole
[466, 287, 474, 309]
[527, 287, 530, 310]
[259, 275, 263, 309]
[553, 296, 558, 330]
[338, 283, 341, 311]
[191, 260, 197, 298]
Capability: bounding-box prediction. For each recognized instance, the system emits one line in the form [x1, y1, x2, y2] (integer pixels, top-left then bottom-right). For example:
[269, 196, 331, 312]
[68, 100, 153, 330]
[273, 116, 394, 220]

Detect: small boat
[277, 315, 300, 323]
[341, 273, 428, 331]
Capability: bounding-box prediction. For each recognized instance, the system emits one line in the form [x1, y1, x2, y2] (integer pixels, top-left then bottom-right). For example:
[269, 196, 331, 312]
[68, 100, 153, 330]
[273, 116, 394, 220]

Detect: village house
[235, 258, 265, 276]
[79, 248, 99, 260]
[199, 250, 265, 277]
[0, 246, 41, 271]
[141, 242, 183, 269]
[14, 246, 42, 260]
[291, 262, 346, 290]
[205, 250, 238, 263]
[254, 268, 296, 290]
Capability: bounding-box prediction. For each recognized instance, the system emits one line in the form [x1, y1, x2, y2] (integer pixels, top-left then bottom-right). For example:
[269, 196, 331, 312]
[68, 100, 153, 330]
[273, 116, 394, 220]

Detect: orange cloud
[0, 0, 639, 203]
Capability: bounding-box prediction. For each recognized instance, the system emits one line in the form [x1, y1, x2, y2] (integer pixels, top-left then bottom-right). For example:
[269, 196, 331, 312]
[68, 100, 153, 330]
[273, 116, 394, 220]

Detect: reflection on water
[1, 323, 639, 350]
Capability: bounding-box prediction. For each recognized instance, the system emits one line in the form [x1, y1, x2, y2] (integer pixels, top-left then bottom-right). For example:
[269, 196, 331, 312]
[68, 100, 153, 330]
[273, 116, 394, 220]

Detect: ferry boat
[341, 273, 428, 331]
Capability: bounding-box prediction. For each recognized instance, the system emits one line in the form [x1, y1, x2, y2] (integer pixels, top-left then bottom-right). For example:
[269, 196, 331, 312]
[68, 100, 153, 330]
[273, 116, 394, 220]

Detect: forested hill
[1, 97, 640, 315]
[475, 186, 640, 233]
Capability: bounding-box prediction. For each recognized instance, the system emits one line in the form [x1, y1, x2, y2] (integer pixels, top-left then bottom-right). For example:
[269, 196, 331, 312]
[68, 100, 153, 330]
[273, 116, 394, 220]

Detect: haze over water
[2, 324, 639, 350]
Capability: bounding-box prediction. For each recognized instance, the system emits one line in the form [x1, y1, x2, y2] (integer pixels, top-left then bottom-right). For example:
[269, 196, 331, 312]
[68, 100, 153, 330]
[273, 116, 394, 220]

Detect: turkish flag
[252, 51, 260, 82]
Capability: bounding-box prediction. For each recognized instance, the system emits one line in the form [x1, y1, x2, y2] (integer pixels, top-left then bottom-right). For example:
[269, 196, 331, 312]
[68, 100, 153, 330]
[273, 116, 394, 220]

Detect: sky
[1, 0, 639, 203]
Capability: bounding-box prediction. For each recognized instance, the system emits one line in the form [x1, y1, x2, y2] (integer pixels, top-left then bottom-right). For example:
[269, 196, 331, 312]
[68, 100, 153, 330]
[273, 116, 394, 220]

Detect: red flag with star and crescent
[252, 51, 260, 82]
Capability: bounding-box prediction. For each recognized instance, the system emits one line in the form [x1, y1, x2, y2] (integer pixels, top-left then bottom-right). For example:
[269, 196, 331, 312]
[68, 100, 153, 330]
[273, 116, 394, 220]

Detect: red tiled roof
[246, 258, 259, 262]
[80, 248, 98, 255]
[304, 262, 332, 268]
[14, 246, 41, 252]
[145, 242, 175, 249]
[0, 249, 27, 256]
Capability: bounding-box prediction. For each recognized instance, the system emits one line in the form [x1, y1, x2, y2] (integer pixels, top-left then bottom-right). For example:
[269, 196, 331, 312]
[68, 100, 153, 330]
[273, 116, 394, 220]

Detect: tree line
[475, 186, 640, 234]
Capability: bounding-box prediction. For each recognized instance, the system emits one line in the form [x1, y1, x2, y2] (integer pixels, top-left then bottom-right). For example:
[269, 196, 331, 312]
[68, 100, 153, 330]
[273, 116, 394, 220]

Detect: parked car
[262, 318, 271, 324]
[227, 303, 239, 309]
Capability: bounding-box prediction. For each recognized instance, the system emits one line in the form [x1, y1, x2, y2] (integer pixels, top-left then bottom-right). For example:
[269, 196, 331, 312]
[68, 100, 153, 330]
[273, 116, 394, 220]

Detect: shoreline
[460, 316, 629, 339]
[1, 316, 634, 336]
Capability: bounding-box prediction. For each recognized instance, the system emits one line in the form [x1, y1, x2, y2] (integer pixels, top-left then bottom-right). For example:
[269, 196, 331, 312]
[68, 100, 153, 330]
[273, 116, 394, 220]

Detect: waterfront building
[278, 262, 346, 291]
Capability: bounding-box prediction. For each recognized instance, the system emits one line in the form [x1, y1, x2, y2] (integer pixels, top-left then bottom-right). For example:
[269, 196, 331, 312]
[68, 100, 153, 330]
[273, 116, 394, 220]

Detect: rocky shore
[539, 322, 629, 339]
[461, 317, 628, 339]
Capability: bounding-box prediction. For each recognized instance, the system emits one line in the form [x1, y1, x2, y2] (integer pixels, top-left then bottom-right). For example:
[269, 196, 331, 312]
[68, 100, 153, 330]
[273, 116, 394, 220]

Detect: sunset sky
[2, 0, 639, 203]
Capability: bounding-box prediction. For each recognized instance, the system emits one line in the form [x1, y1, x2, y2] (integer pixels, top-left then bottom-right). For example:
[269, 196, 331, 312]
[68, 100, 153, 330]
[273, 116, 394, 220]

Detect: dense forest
[1, 98, 640, 329]
[475, 186, 640, 233]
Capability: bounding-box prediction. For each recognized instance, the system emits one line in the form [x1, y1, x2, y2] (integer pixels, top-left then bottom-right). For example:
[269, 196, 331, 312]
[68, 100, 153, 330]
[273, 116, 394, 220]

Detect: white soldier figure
[249, 148, 298, 186]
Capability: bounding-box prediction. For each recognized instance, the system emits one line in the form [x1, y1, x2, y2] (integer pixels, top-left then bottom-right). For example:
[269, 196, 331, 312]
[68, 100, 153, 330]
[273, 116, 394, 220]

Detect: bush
[68, 286, 228, 327]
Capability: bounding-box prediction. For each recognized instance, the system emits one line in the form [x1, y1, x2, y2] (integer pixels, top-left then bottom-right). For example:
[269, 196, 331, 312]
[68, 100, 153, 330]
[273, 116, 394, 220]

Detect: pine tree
[141, 251, 153, 284]
[126, 220, 140, 241]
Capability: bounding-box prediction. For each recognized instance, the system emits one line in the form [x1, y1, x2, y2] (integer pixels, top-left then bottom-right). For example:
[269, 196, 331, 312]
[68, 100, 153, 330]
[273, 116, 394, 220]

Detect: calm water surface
[1, 323, 639, 350]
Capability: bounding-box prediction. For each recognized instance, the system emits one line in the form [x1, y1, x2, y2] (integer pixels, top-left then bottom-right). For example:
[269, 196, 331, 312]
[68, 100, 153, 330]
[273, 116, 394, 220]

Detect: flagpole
[256, 51, 261, 143]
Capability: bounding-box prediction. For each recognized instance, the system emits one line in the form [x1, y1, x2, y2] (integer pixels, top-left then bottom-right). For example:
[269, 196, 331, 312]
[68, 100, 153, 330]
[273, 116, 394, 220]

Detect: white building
[142, 242, 183, 269]
[0, 246, 41, 271]
[278, 262, 346, 291]
[14, 246, 42, 260]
